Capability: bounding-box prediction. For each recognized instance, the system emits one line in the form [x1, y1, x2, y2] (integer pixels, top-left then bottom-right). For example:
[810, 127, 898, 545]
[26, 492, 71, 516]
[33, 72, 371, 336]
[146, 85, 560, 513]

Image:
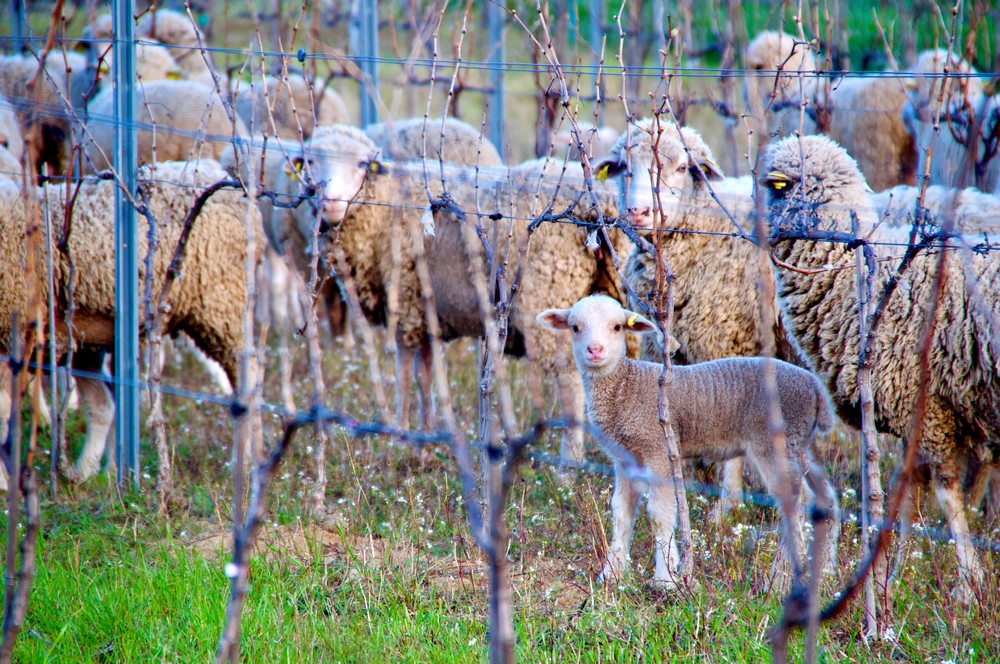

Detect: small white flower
[882, 626, 897, 643]
[468, 637, 477, 647]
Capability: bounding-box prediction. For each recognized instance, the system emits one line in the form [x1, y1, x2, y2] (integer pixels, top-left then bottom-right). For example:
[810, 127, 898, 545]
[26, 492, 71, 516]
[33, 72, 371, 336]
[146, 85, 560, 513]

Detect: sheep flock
[0, 6, 998, 621]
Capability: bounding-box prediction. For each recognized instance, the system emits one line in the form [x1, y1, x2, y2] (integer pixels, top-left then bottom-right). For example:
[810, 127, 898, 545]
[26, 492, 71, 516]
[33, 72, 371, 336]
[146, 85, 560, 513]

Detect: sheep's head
[744, 30, 818, 109]
[291, 125, 390, 234]
[537, 295, 662, 378]
[904, 49, 983, 125]
[594, 120, 723, 230]
[761, 135, 873, 239]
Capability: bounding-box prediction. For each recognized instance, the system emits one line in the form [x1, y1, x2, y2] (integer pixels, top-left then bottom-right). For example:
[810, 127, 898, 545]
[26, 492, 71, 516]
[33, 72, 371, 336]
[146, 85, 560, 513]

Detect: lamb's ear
[623, 310, 657, 334]
[284, 155, 307, 180]
[536, 308, 572, 331]
[593, 157, 627, 182]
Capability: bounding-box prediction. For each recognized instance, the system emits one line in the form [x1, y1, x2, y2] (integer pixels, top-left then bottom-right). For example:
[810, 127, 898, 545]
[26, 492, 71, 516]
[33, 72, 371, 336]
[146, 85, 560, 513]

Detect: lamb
[87, 39, 185, 90]
[550, 125, 619, 161]
[535, 294, 837, 587]
[232, 73, 351, 141]
[594, 119, 805, 518]
[0, 159, 260, 487]
[762, 133, 1000, 601]
[83, 80, 247, 172]
[285, 125, 628, 460]
[744, 30, 818, 118]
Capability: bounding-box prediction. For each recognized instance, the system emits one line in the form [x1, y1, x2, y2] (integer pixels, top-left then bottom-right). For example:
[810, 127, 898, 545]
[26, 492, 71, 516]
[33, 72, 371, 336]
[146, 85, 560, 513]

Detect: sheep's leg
[749, 451, 806, 586]
[267, 251, 296, 413]
[555, 366, 586, 464]
[395, 343, 414, 430]
[802, 459, 840, 574]
[710, 458, 745, 525]
[0, 363, 11, 492]
[598, 465, 639, 584]
[645, 465, 682, 589]
[933, 467, 983, 603]
[416, 341, 435, 431]
[66, 352, 114, 483]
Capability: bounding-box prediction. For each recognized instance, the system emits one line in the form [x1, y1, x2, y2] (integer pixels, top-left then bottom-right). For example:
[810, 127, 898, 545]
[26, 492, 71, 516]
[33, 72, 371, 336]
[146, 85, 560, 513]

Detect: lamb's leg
[710, 458, 745, 525]
[645, 461, 682, 589]
[749, 451, 806, 587]
[66, 351, 114, 483]
[598, 464, 639, 584]
[802, 458, 840, 575]
[933, 466, 983, 603]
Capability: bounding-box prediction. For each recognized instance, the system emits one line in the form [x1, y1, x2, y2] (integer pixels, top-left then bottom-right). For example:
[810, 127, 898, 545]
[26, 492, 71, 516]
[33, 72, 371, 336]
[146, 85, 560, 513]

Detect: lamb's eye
[613, 324, 622, 332]
[570, 324, 579, 333]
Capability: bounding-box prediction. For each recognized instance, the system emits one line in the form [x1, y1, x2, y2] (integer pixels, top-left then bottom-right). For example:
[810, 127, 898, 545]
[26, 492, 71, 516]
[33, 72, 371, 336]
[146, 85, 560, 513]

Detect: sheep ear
[693, 157, 724, 181]
[624, 310, 657, 334]
[536, 309, 572, 331]
[593, 158, 626, 182]
[284, 156, 306, 180]
[367, 159, 389, 175]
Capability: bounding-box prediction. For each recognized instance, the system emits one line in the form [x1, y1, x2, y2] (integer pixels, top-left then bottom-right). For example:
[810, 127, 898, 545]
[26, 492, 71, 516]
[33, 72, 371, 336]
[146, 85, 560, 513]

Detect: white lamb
[536, 294, 838, 588]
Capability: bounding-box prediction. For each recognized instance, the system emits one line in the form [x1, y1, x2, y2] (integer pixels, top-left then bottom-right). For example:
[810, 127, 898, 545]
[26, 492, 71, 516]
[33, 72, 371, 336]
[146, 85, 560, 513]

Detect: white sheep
[232, 73, 351, 141]
[0, 53, 75, 175]
[86, 38, 185, 90]
[744, 31, 917, 192]
[0, 159, 260, 487]
[536, 294, 837, 588]
[874, 184, 1000, 238]
[762, 133, 1000, 601]
[364, 116, 504, 167]
[284, 125, 627, 460]
[595, 119, 805, 519]
[83, 80, 247, 172]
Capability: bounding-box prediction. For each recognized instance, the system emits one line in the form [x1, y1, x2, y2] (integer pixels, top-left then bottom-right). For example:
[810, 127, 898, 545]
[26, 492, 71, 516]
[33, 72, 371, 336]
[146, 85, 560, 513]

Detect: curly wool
[366, 116, 504, 167]
[764, 134, 1000, 476]
[874, 184, 1000, 237]
[0, 160, 259, 382]
[233, 74, 351, 140]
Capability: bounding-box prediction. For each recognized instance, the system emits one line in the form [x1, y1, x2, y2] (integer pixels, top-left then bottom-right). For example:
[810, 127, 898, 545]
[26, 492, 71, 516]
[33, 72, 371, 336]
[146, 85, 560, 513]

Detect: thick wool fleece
[874, 184, 1000, 237]
[366, 117, 504, 167]
[0, 160, 259, 382]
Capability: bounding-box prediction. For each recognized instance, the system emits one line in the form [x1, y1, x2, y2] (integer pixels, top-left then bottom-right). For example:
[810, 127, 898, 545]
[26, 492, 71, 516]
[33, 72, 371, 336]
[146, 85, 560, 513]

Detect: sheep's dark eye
[613, 323, 622, 332]
[570, 324, 579, 333]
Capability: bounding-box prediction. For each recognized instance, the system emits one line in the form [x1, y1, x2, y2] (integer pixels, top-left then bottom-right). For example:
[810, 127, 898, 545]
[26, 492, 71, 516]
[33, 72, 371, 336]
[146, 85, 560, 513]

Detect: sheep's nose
[587, 342, 605, 358]
[322, 198, 349, 221]
[629, 207, 652, 228]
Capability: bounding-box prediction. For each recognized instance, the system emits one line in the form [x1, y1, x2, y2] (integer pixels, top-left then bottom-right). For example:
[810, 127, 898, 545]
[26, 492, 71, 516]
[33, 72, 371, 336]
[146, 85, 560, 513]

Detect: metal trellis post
[350, 0, 379, 128]
[113, 0, 140, 489]
[10, 0, 28, 54]
[487, 1, 505, 154]
[589, 0, 605, 124]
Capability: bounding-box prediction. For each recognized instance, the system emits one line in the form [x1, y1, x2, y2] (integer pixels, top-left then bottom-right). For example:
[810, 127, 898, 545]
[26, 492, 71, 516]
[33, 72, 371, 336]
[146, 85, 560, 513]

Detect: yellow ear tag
[166, 69, 184, 80]
[596, 164, 610, 182]
[369, 161, 380, 174]
[772, 181, 787, 190]
[626, 312, 639, 327]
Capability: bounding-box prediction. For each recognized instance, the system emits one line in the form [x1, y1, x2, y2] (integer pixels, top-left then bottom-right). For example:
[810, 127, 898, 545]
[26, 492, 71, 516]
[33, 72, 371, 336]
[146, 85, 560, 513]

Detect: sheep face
[536, 294, 658, 378]
[904, 49, 983, 125]
[761, 135, 872, 238]
[596, 122, 722, 230]
[293, 126, 389, 228]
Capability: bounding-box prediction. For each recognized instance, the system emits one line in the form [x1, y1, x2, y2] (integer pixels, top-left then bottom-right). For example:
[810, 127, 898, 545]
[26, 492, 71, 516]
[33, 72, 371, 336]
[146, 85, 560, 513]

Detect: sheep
[744, 31, 917, 192]
[874, 184, 1000, 237]
[535, 294, 837, 588]
[285, 125, 628, 460]
[594, 119, 806, 519]
[365, 116, 504, 167]
[86, 38, 186, 90]
[550, 125, 619, 161]
[762, 133, 1000, 601]
[0, 54, 74, 176]
[0, 159, 260, 487]
[232, 73, 351, 141]
[83, 80, 247, 172]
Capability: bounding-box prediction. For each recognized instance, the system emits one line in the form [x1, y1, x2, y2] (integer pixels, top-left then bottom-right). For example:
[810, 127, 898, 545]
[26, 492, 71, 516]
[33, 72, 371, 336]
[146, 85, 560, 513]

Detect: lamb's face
[596, 125, 723, 230]
[294, 130, 388, 225]
[744, 31, 817, 109]
[536, 295, 658, 377]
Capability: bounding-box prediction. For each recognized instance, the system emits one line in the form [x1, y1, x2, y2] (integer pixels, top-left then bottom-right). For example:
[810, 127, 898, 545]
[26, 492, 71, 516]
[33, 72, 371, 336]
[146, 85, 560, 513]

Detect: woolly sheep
[0, 54, 74, 175]
[286, 125, 628, 459]
[595, 120, 807, 517]
[536, 294, 837, 587]
[874, 184, 1000, 238]
[550, 125, 619, 161]
[87, 38, 185, 89]
[365, 116, 504, 167]
[0, 96, 23, 164]
[0, 160, 260, 487]
[232, 73, 351, 140]
[762, 133, 1000, 601]
[744, 31, 916, 192]
[83, 80, 247, 172]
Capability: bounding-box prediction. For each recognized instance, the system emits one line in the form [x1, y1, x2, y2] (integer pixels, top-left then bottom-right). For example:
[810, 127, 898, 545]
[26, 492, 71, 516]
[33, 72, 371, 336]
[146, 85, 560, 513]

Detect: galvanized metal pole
[113, 0, 140, 489]
[487, 2, 505, 155]
[10, 0, 28, 54]
[589, 0, 604, 124]
[350, 0, 379, 128]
